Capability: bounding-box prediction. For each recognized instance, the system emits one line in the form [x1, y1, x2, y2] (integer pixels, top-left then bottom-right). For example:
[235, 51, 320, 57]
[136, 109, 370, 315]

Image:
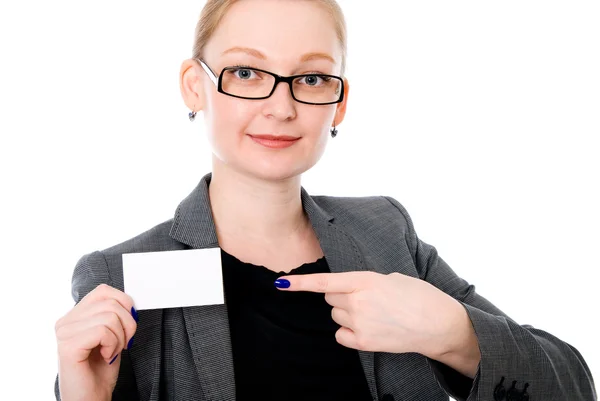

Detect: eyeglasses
[196, 58, 344, 105]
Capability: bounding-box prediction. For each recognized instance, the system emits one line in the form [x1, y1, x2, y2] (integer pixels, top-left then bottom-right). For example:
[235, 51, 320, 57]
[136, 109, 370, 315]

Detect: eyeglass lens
[221, 68, 342, 104]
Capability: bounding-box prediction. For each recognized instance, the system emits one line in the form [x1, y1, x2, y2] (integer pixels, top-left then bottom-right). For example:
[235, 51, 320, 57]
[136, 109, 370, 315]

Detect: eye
[227, 65, 261, 80]
[298, 74, 332, 86]
[234, 68, 254, 79]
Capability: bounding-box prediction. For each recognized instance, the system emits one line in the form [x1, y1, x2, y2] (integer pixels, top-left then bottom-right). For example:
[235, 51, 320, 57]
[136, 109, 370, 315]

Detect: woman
[54, 1, 597, 400]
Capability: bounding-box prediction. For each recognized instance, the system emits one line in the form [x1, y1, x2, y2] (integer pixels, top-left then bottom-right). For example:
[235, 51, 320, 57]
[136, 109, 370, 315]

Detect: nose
[262, 81, 297, 121]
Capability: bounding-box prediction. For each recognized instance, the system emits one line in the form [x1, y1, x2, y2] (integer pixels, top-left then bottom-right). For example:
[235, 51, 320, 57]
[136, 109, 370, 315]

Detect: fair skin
[277, 272, 482, 379]
[55, 285, 137, 401]
[55, 1, 478, 400]
[179, 0, 349, 272]
[180, 0, 481, 379]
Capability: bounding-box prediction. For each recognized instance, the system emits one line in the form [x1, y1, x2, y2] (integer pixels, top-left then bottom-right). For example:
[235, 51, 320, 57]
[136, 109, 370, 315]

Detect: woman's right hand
[55, 283, 138, 401]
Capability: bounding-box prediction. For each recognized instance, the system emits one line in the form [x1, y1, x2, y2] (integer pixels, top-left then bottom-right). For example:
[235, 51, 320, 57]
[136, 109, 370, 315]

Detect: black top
[221, 248, 373, 401]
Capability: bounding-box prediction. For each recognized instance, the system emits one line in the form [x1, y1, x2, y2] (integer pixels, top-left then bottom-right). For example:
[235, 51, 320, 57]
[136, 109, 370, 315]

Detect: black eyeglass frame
[195, 58, 344, 106]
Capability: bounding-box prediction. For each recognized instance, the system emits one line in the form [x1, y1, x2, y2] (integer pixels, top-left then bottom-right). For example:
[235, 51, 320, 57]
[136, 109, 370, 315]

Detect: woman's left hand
[275, 271, 469, 358]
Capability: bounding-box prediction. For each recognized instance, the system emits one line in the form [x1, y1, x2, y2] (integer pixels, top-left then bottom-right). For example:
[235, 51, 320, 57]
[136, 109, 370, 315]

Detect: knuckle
[346, 312, 357, 327]
[100, 325, 114, 340]
[57, 341, 73, 358]
[55, 325, 66, 340]
[364, 271, 378, 284]
[128, 319, 138, 334]
[354, 333, 370, 350]
[124, 293, 134, 306]
[122, 313, 137, 333]
[105, 297, 120, 311]
[388, 272, 403, 282]
[54, 316, 64, 332]
[349, 294, 366, 311]
[94, 283, 111, 296]
[108, 312, 121, 328]
[97, 283, 110, 291]
[315, 276, 329, 292]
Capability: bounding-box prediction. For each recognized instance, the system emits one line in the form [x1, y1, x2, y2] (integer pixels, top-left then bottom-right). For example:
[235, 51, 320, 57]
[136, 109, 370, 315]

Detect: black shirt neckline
[220, 248, 327, 276]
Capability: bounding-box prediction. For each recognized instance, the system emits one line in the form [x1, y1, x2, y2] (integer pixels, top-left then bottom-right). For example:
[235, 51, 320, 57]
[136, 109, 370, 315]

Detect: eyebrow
[221, 47, 335, 64]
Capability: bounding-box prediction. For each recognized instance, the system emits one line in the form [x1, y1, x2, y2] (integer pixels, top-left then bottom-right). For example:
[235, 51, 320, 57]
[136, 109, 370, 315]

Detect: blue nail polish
[109, 354, 118, 365]
[274, 279, 290, 289]
[127, 336, 135, 349]
[131, 306, 139, 323]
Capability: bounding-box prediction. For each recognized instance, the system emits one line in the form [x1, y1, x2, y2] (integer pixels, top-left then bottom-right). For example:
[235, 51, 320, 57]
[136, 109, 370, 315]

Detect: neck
[207, 158, 308, 246]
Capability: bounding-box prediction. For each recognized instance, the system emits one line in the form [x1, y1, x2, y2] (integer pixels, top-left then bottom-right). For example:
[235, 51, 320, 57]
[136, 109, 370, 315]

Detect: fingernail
[274, 279, 290, 289]
[109, 354, 119, 365]
[131, 306, 139, 323]
[127, 336, 135, 349]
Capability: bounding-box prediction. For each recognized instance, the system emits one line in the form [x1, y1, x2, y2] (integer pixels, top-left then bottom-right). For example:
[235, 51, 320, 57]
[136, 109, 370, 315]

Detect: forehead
[204, 0, 341, 68]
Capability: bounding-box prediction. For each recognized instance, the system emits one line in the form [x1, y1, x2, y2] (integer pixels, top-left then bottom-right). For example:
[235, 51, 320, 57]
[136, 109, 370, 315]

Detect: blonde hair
[192, 0, 348, 77]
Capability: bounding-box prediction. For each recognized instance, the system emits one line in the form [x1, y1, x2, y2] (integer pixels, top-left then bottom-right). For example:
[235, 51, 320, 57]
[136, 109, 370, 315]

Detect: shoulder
[309, 194, 422, 277]
[70, 218, 187, 301]
[100, 218, 186, 263]
[310, 194, 416, 236]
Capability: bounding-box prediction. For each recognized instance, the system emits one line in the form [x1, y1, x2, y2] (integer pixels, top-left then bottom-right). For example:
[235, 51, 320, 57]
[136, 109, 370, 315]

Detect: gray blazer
[55, 172, 597, 401]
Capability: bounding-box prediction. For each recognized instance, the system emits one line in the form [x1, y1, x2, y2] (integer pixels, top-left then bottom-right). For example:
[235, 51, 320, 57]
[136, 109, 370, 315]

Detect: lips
[248, 134, 300, 141]
[248, 134, 300, 149]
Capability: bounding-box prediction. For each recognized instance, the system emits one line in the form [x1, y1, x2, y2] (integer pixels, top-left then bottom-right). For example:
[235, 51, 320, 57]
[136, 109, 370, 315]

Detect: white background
[0, 1, 598, 400]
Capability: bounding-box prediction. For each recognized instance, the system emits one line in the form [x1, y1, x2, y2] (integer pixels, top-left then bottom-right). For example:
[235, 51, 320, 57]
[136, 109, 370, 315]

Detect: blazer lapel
[169, 173, 236, 401]
[168, 172, 378, 401]
[302, 192, 379, 401]
[128, 309, 164, 401]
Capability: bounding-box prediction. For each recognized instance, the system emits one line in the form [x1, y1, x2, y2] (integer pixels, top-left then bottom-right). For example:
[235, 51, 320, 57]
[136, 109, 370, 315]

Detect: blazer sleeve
[54, 251, 139, 401]
[383, 196, 597, 401]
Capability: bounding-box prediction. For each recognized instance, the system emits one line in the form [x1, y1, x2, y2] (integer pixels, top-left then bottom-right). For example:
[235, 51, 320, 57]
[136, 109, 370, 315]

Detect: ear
[180, 58, 206, 112]
[333, 77, 350, 126]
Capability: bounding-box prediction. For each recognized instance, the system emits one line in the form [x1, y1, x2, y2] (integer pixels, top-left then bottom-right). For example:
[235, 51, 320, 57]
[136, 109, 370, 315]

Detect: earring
[330, 124, 338, 138]
[188, 104, 197, 122]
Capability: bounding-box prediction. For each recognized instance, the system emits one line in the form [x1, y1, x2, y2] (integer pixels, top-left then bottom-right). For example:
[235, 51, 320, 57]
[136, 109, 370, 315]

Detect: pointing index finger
[275, 272, 366, 293]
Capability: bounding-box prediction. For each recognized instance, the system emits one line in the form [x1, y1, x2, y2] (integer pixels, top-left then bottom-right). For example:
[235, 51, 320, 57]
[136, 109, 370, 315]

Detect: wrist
[431, 300, 481, 378]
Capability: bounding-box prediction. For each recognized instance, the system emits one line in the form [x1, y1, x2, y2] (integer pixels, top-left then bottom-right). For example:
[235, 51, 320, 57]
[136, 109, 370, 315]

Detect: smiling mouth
[247, 134, 300, 141]
[247, 134, 301, 149]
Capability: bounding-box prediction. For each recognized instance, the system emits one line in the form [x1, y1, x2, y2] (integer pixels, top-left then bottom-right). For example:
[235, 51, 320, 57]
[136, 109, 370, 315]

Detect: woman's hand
[275, 271, 471, 359]
[55, 284, 138, 401]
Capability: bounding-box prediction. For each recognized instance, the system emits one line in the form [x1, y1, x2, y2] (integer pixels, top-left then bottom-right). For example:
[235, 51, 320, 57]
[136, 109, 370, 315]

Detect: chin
[243, 161, 308, 182]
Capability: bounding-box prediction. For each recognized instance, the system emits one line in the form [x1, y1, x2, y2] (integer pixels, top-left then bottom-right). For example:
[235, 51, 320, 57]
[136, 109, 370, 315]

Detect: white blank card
[122, 248, 225, 310]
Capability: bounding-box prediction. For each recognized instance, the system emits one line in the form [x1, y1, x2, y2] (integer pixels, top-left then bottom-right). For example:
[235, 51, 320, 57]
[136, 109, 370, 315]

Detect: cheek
[204, 95, 257, 148]
[289, 109, 333, 167]
[212, 95, 255, 131]
[305, 107, 335, 145]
